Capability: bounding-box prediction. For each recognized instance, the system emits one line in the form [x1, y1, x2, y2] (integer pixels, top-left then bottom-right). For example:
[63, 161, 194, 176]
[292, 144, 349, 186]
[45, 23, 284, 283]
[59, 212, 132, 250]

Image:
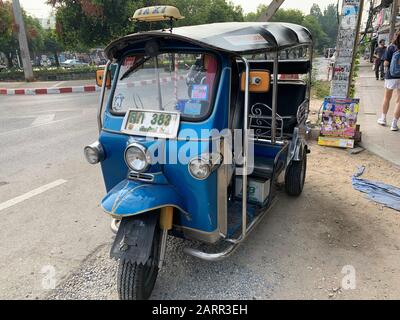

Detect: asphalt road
[1, 91, 400, 300]
[0, 93, 110, 299]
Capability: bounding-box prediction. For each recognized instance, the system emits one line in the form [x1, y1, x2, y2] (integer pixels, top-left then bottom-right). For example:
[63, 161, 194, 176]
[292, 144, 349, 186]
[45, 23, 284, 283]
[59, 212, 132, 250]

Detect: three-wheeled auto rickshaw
[84, 6, 313, 300]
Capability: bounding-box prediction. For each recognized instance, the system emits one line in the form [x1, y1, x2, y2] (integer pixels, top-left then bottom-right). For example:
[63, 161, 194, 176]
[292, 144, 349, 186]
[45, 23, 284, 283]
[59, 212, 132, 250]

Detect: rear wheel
[285, 149, 307, 196]
[117, 227, 160, 300]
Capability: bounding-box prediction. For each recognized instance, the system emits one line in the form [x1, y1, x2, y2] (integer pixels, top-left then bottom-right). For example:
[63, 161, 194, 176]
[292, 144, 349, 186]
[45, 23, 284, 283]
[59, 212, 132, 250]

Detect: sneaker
[377, 118, 387, 126]
[390, 122, 399, 131]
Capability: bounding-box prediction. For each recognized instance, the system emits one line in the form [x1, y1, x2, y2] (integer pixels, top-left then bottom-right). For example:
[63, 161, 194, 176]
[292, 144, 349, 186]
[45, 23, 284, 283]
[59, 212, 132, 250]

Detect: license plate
[121, 109, 180, 138]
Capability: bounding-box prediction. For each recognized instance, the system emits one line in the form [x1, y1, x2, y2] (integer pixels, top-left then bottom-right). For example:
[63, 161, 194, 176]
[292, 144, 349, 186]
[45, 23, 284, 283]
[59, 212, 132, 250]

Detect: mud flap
[110, 214, 158, 265]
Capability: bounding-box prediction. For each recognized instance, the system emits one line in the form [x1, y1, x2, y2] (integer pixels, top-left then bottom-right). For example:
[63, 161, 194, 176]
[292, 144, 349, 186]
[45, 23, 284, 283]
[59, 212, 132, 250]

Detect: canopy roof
[105, 22, 312, 60]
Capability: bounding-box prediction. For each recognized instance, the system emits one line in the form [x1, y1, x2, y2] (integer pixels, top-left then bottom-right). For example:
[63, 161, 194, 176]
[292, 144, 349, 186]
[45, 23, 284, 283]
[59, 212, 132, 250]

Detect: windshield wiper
[119, 56, 152, 81]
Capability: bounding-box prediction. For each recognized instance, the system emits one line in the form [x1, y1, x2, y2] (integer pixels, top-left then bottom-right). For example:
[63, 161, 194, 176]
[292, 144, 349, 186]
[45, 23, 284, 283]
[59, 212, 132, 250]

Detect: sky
[15, 0, 338, 18]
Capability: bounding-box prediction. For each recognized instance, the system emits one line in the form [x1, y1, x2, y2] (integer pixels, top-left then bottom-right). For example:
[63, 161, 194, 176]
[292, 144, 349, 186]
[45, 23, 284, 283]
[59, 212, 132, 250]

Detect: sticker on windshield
[184, 101, 202, 116]
[191, 84, 209, 100]
[123, 56, 136, 67]
[224, 34, 268, 46]
[113, 93, 125, 111]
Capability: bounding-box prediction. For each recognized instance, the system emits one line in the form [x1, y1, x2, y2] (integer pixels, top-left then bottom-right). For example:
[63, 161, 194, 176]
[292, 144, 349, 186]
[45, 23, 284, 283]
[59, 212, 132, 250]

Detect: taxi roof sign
[133, 6, 184, 22]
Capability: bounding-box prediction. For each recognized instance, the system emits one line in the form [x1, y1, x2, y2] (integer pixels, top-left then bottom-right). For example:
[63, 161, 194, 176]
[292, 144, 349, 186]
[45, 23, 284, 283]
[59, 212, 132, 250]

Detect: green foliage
[0, 65, 100, 81]
[23, 12, 45, 56]
[311, 80, 330, 99]
[302, 15, 329, 52]
[0, 1, 13, 48]
[48, 0, 244, 51]
[49, 0, 144, 50]
[245, 3, 338, 53]
[43, 29, 64, 66]
[0, 1, 49, 68]
[169, 0, 244, 25]
[320, 4, 338, 47]
[270, 8, 305, 25]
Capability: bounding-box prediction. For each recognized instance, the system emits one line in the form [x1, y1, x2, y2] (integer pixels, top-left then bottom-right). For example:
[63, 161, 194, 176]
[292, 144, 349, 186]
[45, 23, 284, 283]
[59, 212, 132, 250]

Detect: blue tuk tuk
[84, 6, 313, 300]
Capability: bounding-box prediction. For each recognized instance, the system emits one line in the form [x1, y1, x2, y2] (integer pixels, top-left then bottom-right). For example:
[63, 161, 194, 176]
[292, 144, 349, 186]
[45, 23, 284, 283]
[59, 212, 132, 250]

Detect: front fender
[101, 179, 187, 218]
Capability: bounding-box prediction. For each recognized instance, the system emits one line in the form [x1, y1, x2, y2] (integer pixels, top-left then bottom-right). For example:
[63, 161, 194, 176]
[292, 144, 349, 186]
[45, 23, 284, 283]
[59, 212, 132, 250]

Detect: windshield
[111, 52, 218, 120]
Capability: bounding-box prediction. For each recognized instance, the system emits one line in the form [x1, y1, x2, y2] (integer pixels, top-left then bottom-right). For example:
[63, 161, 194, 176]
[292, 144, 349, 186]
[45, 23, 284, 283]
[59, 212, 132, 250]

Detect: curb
[0, 85, 100, 95]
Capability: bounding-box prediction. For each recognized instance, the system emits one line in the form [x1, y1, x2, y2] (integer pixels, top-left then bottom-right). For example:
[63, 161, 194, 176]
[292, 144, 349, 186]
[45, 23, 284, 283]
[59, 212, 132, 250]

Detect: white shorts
[384, 79, 400, 90]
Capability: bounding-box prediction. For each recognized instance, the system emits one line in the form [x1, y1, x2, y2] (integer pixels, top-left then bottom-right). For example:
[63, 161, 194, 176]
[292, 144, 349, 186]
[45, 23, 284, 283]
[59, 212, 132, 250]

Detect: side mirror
[96, 69, 111, 88]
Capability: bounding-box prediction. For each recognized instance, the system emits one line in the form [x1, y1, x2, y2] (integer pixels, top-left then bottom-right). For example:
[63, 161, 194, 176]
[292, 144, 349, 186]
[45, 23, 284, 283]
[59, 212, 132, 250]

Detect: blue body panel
[101, 179, 186, 216]
[98, 43, 231, 233]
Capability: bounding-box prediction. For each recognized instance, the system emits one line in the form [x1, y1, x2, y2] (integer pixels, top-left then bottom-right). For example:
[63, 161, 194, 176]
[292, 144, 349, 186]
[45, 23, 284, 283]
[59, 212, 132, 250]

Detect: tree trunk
[54, 51, 60, 67]
[7, 53, 14, 69]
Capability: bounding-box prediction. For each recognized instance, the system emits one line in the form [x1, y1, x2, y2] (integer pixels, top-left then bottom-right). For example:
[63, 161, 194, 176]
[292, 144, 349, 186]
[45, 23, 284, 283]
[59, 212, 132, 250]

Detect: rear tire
[285, 149, 307, 196]
[117, 227, 160, 300]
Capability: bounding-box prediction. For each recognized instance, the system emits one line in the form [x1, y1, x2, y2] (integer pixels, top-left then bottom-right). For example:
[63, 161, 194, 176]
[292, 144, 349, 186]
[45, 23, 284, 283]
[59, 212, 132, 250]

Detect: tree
[303, 15, 328, 51]
[0, 1, 45, 68]
[269, 9, 305, 25]
[309, 3, 339, 50]
[23, 12, 45, 59]
[48, 0, 144, 50]
[321, 4, 338, 46]
[166, 0, 243, 25]
[0, 0, 13, 64]
[0, 0, 12, 43]
[48, 0, 244, 50]
[244, 4, 270, 22]
[43, 29, 64, 66]
[245, 5, 336, 53]
[310, 3, 323, 23]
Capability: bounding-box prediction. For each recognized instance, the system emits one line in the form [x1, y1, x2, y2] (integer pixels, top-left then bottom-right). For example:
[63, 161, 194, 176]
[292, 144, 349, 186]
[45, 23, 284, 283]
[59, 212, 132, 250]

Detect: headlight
[188, 153, 222, 180]
[84, 141, 105, 164]
[189, 158, 211, 180]
[125, 144, 150, 172]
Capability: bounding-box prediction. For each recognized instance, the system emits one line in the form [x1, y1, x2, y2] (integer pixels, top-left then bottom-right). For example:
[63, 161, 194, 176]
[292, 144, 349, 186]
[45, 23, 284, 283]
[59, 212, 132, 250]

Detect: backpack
[390, 50, 400, 78]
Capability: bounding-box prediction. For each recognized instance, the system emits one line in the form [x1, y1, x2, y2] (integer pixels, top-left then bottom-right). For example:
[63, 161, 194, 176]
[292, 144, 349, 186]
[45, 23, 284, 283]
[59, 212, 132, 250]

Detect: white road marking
[0, 179, 67, 212]
[52, 81, 66, 88]
[31, 114, 55, 126]
[0, 114, 83, 136]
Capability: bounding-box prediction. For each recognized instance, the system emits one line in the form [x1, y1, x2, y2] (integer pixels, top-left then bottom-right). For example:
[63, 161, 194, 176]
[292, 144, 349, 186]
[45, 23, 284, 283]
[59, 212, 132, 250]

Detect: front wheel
[284, 149, 307, 196]
[117, 227, 160, 300]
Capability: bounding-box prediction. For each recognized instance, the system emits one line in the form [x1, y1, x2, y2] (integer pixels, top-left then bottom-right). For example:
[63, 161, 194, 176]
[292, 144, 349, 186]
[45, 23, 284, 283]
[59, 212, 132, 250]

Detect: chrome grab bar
[97, 60, 111, 133]
[241, 57, 250, 240]
[184, 197, 278, 261]
[271, 51, 279, 143]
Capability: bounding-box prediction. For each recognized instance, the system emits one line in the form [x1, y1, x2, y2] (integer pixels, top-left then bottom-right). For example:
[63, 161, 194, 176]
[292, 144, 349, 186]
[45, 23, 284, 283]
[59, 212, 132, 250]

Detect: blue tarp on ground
[352, 166, 400, 212]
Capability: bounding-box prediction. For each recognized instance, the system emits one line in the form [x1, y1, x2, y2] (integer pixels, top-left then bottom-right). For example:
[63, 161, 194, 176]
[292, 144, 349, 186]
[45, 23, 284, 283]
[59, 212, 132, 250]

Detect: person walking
[374, 39, 386, 80]
[377, 33, 400, 131]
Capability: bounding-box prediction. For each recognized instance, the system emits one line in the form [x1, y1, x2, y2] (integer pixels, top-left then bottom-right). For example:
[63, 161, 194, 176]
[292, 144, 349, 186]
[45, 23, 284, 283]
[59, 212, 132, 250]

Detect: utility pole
[12, 0, 34, 81]
[389, 0, 399, 42]
[331, 0, 365, 98]
[259, 0, 285, 22]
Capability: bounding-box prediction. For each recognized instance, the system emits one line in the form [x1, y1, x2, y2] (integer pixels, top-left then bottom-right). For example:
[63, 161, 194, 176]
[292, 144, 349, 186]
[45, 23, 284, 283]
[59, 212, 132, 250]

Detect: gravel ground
[47, 238, 275, 300]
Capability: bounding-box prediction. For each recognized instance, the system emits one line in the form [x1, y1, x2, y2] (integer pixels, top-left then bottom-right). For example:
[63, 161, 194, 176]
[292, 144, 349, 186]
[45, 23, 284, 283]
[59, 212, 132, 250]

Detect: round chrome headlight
[84, 141, 105, 164]
[125, 144, 150, 172]
[189, 158, 211, 180]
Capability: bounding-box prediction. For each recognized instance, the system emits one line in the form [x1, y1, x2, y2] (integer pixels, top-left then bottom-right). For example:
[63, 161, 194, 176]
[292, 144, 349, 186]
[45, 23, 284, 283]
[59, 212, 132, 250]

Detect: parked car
[61, 59, 88, 68]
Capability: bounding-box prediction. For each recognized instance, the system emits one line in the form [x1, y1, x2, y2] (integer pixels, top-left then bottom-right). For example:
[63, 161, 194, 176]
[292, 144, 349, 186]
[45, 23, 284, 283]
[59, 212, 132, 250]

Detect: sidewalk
[355, 60, 400, 167]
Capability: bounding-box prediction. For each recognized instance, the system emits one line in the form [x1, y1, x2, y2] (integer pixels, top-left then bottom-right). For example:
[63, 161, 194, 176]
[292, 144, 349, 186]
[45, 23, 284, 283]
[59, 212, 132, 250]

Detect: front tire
[285, 149, 307, 196]
[117, 227, 160, 300]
